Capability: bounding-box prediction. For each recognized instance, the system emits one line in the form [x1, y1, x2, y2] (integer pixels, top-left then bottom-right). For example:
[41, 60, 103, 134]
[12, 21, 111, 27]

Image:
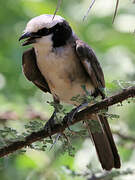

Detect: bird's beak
[19, 32, 31, 41]
[19, 32, 39, 46]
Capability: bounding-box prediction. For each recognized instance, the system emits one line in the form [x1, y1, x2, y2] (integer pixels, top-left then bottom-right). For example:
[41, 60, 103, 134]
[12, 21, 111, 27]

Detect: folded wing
[22, 48, 50, 93]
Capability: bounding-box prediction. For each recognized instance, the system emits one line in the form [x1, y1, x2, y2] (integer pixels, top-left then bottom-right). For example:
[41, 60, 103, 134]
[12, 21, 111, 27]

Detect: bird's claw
[63, 108, 78, 126]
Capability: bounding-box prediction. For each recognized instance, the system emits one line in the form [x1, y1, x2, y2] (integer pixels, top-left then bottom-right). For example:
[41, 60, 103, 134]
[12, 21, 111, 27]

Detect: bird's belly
[35, 46, 94, 104]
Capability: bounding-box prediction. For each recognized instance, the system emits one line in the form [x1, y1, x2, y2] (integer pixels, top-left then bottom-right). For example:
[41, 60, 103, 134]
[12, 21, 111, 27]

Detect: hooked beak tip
[19, 32, 31, 41]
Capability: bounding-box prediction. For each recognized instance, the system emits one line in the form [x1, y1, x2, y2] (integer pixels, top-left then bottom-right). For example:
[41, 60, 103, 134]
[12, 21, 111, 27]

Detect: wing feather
[75, 39, 105, 97]
[22, 48, 50, 93]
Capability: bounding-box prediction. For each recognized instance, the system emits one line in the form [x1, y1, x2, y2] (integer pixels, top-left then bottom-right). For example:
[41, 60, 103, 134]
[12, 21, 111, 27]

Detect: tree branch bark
[0, 86, 134, 158]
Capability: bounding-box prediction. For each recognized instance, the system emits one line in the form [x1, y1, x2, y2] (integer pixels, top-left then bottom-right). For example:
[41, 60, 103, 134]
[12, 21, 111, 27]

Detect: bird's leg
[63, 102, 88, 125]
[44, 98, 64, 148]
[44, 110, 56, 137]
[44, 97, 60, 137]
[44, 106, 62, 148]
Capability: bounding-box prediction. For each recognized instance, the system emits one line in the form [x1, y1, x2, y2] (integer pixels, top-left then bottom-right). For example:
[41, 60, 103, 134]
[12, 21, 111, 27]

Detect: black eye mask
[36, 28, 50, 36]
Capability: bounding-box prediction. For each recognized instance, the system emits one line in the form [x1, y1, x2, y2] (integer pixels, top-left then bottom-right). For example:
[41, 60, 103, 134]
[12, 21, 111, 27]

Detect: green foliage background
[0, 0, 135, 179]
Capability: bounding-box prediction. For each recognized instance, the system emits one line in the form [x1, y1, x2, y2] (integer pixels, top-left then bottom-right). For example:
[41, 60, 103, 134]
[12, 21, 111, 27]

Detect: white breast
[34, 36, 94, 104]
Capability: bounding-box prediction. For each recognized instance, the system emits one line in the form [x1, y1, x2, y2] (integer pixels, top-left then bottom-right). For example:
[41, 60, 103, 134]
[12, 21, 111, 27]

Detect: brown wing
[22, 48, 51, 93]
[75, 39, 105, 98]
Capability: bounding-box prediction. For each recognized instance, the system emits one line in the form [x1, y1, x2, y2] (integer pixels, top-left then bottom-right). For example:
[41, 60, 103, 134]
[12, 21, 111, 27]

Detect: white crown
[24, 14, 65, 33]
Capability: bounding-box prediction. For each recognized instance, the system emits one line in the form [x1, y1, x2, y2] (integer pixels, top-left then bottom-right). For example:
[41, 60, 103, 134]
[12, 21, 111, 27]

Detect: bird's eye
[37, 28, 49, 36]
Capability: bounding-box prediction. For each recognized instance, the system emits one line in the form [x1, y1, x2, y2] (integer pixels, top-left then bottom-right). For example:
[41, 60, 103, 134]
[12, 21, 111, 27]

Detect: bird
[19, 14, 121, 170]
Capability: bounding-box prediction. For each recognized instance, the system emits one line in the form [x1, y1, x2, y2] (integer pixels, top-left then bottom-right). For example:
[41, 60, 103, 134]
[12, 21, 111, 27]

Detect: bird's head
[19, 14, 72, 47]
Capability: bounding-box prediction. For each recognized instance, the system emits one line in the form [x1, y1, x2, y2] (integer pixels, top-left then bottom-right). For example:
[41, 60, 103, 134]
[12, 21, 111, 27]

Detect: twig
[63, 166, 134, 180]
[0, 86, 134, 158]
[87, 169, 134, 180]
[88, 172, 112, 180]
[113, 131, 135, 142]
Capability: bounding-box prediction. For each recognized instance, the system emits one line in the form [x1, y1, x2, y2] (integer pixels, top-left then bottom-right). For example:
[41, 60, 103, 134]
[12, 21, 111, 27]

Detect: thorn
[112, 0, 120, 23]
[52, 0, 62, 20]
[83, 0, 96, 21]
[117, 80, 124, 89]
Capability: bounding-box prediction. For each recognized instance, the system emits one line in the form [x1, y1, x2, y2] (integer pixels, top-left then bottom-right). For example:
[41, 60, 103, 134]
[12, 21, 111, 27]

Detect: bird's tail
[85, 114, 121, 170]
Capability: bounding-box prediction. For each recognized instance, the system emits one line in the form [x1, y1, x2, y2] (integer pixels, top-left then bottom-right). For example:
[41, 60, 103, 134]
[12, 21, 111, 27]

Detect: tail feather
[99, 115, 121, 168]
[85, 114, 121, 170]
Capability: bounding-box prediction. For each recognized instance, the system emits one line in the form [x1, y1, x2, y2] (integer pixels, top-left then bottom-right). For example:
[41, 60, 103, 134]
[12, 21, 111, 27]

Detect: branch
[0, 86, 134, 158]
[113, 131, 135, 149]
[62, 166, 134, 180]
[113, 131, 135, 142]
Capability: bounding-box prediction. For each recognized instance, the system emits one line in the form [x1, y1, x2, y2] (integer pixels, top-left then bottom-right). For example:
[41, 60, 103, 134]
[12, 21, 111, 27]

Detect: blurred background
[0, 0, 135, 179]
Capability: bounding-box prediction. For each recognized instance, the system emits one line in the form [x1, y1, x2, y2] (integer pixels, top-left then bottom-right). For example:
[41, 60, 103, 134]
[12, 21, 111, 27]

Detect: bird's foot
[49, 133, 61, 150]
[63, 107, 78, 126]
[63, 102, 88, 127]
